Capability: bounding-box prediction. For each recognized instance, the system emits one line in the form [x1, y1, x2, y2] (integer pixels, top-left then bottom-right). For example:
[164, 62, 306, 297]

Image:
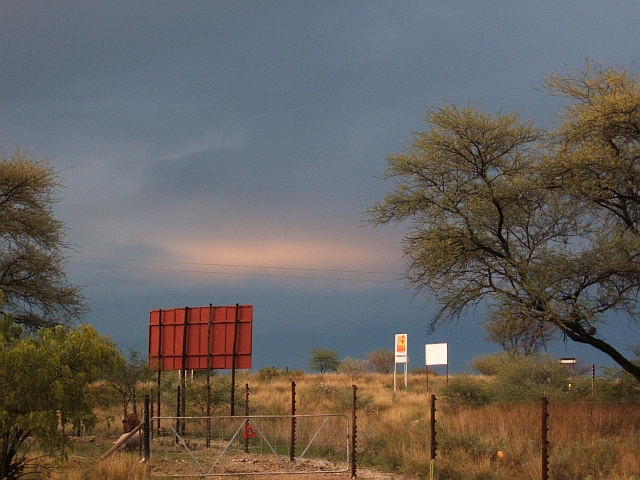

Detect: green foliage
[597, 365, 640, 401]
[308, 347, 340, 373]
[467, 352, 579, 403]
[551, 439, 619, 480]
[437, 428, 491, 460]
[365, 348, 395, 374]
[185, 373, 233, 416]
[442, 375, 493, 408]
[470, 352, 511, 376]
[257, 366, 285, 381]
[0, 150, 87, 330]
[487, 354, 571, 403]
[103, 347, 151, 417]
[367, 61, 640, 383]
[485, 305, 557, 355]
[0, 319, 119, 478]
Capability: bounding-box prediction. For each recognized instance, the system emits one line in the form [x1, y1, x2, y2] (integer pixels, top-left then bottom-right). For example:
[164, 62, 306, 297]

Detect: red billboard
[148, 304, 252, 371]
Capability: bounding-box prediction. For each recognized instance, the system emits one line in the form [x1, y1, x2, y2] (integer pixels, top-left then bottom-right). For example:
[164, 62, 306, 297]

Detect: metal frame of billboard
[148, 304, 252, 372]
[148, 304, 253, 423]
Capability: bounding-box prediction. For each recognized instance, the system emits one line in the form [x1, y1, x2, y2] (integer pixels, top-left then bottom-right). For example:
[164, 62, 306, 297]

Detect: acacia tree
[365, 348, 395, 374]
[0, 150, 87, 330]
[104, 347, 150, 418]
[309, 348, 340, 373]
[484, 305, 557, 356]
[0, 300, 119, 479]
[367, 62, 640, 382]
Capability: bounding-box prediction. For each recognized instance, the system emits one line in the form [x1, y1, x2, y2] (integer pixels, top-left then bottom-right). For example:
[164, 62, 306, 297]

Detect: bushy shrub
[365, 348, 395, 374]
[257, 366, 285, 381]
[442, 374, 493, 408]
[471, 352, 511, 376]
[338, 357, 367, 380]
[488, 354, 571, 402]
[597, 366, 640, 401]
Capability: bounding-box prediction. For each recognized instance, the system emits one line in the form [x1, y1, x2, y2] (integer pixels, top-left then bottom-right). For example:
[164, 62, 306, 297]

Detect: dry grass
[28, 371, 640, 479]
[234, 372, 640, 479]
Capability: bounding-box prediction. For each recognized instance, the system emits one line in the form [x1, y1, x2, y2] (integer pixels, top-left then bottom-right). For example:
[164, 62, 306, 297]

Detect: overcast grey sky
[2, 1, 639, 372]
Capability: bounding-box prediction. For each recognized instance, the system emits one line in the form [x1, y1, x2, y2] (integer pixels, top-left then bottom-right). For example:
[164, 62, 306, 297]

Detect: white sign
[395, 334, 408, 364]
[425, 343, 448, 366]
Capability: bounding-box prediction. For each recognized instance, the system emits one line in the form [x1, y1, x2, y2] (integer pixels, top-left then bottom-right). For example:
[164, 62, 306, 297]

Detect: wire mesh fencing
[149, 414, 350, 477]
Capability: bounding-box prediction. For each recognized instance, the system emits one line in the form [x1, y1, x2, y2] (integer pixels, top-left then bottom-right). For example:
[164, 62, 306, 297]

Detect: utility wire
[69, 255, 401, 276]
[69, 257, 402, 283]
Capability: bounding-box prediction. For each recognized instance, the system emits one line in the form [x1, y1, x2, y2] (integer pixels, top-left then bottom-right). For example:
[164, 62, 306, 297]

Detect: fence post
[351, 384, 357, 478]
[290, 381, 297, 461]
[176, 385, 181, 442]
[206, 383, 211, 448]
[244, 383, 250, 453]
[430, 394, 437, 461]
[144, 395, 151, 462]
[541, 397, 549, 480]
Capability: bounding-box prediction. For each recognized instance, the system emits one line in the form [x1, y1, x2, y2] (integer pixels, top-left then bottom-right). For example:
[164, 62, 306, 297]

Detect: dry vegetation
[22, 371, 640, 479]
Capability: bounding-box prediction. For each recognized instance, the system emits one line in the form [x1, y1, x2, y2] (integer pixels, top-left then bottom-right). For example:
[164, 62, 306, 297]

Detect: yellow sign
[395, 334, 408, 364]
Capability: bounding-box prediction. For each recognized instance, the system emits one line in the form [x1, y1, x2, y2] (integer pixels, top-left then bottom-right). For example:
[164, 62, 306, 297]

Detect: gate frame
[147, 413, 352, 477]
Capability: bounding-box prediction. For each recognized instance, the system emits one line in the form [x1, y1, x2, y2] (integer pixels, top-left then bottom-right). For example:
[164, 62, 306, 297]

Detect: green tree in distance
[309, 347, 340, 373]
[367, 61, 640, 382]
[104, 347, 150, 419]
[365, 348, 395, 374]
[0, 150, 87, 330]
[0, 293, 119, 478]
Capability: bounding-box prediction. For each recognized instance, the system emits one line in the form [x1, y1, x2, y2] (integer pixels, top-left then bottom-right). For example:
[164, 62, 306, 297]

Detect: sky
[1, 1, 640, 374]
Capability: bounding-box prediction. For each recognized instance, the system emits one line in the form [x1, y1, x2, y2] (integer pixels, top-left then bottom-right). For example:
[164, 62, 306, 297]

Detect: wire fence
[149, 414, 350, 477]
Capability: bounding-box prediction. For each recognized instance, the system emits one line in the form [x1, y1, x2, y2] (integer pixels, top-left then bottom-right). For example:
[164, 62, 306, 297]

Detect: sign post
[394, 334, 408, 391]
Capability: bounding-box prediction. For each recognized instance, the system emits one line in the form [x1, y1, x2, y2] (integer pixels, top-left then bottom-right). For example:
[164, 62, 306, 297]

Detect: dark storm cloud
[1, 1, 640, 371]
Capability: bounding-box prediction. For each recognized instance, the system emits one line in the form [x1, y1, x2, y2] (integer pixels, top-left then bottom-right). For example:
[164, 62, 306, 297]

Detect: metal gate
[149, 414, 350, 477]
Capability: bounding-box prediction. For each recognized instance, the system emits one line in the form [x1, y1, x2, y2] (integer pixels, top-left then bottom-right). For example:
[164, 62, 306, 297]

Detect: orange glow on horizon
[162, 238, 398, 273]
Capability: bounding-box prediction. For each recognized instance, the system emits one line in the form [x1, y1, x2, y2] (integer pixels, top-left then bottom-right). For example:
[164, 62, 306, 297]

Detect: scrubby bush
[488, 354, 571, 402]
[442, 374, 493, 408]
[365, 348, 395, 374]
[597, 366, 640, 401]
[257, 366, 285, 381]
[470, 352, 511, 376]
[338, 357, 367, 380]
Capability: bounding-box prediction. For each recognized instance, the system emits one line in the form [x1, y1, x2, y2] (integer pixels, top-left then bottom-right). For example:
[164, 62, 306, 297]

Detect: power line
[69, 255, 401, 276]
[69, 260, 401, 283]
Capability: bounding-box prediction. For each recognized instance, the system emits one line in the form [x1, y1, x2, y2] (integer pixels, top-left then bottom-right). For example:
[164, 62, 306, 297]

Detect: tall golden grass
[42, 371, 640, 479]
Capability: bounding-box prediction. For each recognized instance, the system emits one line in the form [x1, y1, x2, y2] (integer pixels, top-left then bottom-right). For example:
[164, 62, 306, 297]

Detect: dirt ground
[184, 467, 415, 480]
[74, 435, 416, 480]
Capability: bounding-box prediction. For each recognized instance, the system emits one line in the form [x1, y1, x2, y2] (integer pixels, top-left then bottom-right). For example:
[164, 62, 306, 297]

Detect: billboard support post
[230, 303, 240, 416]
[156, 309, 163, 434]
[148, 303, 253, 427]
[206, 304, 213, 448]
[181, 307, 189, 434]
